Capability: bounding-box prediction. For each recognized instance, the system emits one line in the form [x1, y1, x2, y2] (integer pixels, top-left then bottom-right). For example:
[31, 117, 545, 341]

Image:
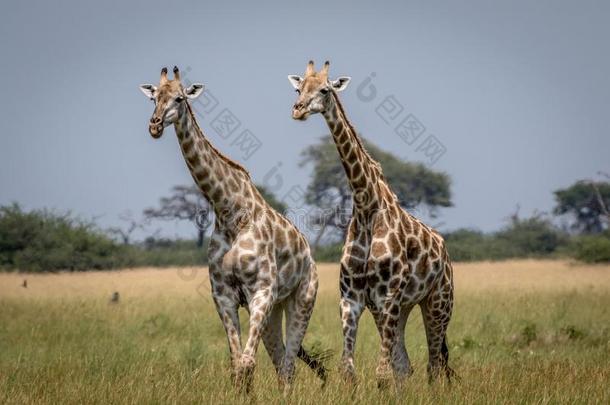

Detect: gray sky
[0, 0, 608, 239]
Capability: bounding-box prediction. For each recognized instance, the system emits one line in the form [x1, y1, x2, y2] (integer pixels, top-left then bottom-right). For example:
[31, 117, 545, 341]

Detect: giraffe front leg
[375, 312, 398, 390]
[237, 274, 277, 392]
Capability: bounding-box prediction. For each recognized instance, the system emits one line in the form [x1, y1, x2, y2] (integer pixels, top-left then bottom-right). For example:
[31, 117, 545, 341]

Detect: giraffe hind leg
[394, 305, 414, 383]
[420, 280, 455, 384]
[280, 270, 318, 392]
[261, 306, 285, 376]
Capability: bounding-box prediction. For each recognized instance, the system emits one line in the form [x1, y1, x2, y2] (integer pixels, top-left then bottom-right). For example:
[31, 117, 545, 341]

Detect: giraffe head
[288, 60, 351, 120]
[139, 66, 205, 138]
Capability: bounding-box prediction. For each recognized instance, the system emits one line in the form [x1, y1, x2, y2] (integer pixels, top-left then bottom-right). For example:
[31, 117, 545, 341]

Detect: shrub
[496, 216, 568, 257]
[0, 204, 126, 272]
[313, 242, 343, 262]
[569, 233, 610, 263]
[444, 216, 568, 261]
[126, 238, 208, 267]
[444, 229, 496, 261]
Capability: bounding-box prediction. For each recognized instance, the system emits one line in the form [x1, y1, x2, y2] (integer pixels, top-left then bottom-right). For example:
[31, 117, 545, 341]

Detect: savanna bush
[569, 232, 610, 263]
[0, 203, 126, 272]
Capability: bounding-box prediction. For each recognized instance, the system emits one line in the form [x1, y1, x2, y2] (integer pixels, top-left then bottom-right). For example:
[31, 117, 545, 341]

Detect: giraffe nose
[150, 116, 162, 125]
[293, 102, 304, 110]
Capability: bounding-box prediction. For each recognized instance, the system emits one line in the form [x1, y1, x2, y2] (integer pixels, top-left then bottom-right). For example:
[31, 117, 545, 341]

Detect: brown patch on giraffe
[366, 273, 380, 286]
[378, 258, 392, 281]
[371, 241, 387, 257]
[352, 173, 367, 190]
[406, 237, 421, 260]
[422, 230, 431, 250]
[349, 244, 365, 258]
[352, 275, 366, 290]
[211, 187, 223, 202]
[194, 169, 206, 183]
[389, 277, 400, 291]
[373, 214, 388, 234]
[182, 137, 194, 150]
[340, 141, 350, 156]
[388, 232, 400, 253]
[275, 230, 286, 246]
[239, 239, 254, 250]
[186, 152, 199, 168]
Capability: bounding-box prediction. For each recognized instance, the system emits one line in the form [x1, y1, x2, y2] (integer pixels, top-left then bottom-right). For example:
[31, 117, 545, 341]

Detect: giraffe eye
[320, 88, 329, 95]
[175, 96, 184, 102]
[295, 89, 301, 94]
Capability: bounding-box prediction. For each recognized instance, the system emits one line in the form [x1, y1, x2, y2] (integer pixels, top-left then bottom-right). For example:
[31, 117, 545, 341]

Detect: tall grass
[1, 260, 608, 404]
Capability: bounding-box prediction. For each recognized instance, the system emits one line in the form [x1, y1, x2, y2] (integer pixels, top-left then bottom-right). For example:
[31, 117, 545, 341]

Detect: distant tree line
[0, 138, 608, 272]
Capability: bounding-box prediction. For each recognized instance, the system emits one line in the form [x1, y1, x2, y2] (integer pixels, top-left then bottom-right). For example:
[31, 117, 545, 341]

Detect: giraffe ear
[330, 77, 351, 92]
[287, 75, 303, 89]
[139, 84, 157, 99]
[185, 83, 205, 99]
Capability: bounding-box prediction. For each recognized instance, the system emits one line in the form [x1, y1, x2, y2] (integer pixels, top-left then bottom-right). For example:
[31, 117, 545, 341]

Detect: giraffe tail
[441, 337, 460, 384]
[298, 344, 333, 385]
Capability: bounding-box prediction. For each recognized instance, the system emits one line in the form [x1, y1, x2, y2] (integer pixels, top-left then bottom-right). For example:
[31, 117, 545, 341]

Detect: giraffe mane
[184, 101, 252, 179]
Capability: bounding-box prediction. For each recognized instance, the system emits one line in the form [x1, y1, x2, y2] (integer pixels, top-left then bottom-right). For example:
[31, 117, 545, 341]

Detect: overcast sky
[0, 0, 608, 239]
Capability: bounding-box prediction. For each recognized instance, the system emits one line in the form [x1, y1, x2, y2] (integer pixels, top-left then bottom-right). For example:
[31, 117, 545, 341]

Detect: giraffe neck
[173, 102, 255, 229]
[322, 92, 394, 212]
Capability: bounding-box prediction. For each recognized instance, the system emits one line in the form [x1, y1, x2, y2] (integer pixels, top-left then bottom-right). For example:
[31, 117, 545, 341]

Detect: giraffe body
[289, 61, 455, 386]
[140, 67, 322, 392]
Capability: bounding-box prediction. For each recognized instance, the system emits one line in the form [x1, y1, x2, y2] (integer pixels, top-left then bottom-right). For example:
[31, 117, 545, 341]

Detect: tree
[144, 185, 211, 248]
[108, 211, 145, 245]
[145, 184, 287, 247]
[300, 135, 452, 248]
[553, 179, 610, 234]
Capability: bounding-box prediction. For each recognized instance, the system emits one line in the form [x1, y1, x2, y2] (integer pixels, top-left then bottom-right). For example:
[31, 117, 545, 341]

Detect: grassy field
[1, 260, 609, 404]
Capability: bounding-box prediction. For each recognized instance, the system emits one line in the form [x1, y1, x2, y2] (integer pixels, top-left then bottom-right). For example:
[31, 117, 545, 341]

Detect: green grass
[0, 262, 609, 404]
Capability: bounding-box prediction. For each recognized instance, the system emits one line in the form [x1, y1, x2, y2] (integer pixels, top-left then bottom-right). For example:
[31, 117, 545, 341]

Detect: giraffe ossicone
[288, 60, 457, 387]
[139, 66, 326, 393]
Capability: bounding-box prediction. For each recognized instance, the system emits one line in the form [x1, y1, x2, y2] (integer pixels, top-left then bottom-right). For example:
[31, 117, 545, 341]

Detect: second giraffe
[288, 61, 456, 387]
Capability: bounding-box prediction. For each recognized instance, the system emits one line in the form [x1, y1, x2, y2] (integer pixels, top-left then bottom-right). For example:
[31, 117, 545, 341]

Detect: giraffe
[288, 61, 456, 387]
[139, 67, 325, 393]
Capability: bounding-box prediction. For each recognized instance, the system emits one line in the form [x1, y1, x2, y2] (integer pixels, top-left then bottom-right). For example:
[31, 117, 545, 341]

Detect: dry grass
[1, 260, 609, 404]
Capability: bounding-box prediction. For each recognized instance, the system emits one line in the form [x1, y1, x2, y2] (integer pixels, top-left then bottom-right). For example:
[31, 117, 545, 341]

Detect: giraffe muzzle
[292, 104, 309, 121]
[149, 116, 164, 138]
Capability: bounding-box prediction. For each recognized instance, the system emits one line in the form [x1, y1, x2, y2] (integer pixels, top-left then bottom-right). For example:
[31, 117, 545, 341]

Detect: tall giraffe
[139, 67, 325, 393]
[288, 61, 456, 387]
